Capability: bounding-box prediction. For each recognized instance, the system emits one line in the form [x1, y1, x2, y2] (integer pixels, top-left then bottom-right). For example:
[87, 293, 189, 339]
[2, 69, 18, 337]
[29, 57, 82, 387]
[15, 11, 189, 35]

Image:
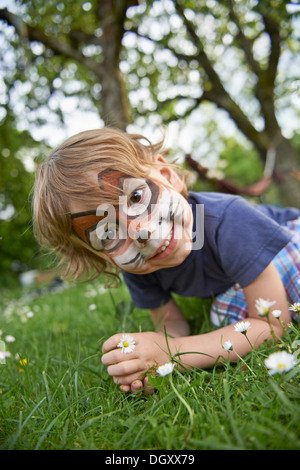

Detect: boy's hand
[101, 331, 175, 391]
[117, 376, 154, 394]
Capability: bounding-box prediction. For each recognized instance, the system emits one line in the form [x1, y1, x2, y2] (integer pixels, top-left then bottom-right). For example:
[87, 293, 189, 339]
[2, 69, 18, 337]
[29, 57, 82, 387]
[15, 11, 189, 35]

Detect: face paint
[71, 168, 193, 274]
[103, 175, 163, 268]
[97, 169, 123, 194]
[107, 176, 189, 271]
[71, 211, 106, 250]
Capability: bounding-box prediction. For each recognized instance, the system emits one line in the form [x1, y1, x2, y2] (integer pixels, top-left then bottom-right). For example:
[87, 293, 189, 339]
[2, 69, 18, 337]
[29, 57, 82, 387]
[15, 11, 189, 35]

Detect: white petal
[223, 340, 233, 351]
[156, 362, 175, 376]
[234, 321, 251, 333]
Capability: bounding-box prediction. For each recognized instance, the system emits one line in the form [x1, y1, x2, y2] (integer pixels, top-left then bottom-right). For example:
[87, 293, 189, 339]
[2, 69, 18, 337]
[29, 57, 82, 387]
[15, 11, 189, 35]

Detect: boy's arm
[160, 262, 290, 368]
[158, 262, 291, 369]
[150, 298, 191, 338]
[102, 262, 291, 389]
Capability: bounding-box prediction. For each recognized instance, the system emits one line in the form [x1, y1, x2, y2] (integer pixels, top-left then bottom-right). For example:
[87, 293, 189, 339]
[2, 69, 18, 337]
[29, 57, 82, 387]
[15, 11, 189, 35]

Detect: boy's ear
[156, 155, 184, 192]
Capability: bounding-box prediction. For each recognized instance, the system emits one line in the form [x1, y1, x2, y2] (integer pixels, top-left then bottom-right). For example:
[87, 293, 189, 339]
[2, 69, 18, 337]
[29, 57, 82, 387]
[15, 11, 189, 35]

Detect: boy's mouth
[147, 223, 175, 261]
[118, 201, 183, 268]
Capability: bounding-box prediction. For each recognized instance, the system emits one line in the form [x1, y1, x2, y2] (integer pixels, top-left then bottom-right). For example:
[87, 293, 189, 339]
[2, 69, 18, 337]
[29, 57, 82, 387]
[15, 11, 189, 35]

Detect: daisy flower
[255, 298, 276, 317]
[117, 334, 135, 354]
[0, 351, 11, 362]
[289, 302, 300, 313]
[265, 351, 297, 375]
[5, 335, 15, 343]
[271, 309, 282, 319]
[222, 340, 233, 351]
[156, 362, 175, 377]
[234, 321, 251, 334]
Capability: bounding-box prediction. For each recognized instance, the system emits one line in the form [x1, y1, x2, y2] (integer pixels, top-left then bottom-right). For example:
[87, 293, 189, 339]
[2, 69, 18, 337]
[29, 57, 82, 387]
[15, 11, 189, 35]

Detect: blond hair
[32, 127, 188, 283]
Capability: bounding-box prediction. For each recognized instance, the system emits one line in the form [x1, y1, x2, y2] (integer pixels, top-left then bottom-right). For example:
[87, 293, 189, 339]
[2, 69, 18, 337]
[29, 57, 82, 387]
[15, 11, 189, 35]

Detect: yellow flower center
[277, 362, 285, 370]
[19, 358, 29, 367]
[123, 341, 129, 348]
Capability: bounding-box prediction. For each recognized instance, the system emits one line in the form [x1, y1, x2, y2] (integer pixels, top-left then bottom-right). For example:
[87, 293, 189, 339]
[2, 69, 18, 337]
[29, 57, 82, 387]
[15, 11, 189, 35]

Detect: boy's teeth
[157, 228, 173, 254]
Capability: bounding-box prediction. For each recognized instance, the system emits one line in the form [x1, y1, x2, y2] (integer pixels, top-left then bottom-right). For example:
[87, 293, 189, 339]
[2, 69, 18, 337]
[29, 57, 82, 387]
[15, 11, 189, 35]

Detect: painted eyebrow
[98, 171, 147, 191]
[97, 170, 131, 191]
[97, 169, 120, 189]
[118, 175, 146, 188]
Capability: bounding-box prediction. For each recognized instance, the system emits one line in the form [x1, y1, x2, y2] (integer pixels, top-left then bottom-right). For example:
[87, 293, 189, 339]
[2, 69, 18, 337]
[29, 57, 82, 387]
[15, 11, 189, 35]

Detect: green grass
[0, 279, 299, 450]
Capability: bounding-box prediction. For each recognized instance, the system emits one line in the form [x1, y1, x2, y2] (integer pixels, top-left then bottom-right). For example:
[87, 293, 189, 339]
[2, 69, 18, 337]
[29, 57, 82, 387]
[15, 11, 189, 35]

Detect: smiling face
[70, 162, 193, 274]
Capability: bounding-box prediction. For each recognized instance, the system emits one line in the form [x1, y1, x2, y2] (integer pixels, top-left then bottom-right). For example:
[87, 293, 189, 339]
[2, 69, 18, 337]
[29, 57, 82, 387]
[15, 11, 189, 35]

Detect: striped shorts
[210, 218, 300, 327]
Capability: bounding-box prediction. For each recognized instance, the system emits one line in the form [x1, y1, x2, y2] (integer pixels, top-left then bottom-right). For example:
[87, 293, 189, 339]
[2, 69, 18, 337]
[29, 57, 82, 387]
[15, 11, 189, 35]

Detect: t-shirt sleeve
[122, 272, 171, 309]
[215, 197, 292, 288]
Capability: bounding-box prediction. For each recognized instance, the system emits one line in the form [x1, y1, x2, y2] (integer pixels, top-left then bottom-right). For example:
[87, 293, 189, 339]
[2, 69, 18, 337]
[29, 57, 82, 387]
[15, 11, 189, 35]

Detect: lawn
[0, 278, 299, 450]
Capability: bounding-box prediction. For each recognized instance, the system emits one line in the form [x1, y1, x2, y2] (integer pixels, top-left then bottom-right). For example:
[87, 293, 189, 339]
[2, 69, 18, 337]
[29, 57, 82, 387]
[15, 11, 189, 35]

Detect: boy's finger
[120, 384, 131, 393]
[131, 378, 155, 395]
[102, 334, 119, 352]
[131, 380, 144, 392]
[102, 333, 135, 352]
[101, 347, 137, 366]
[120, 380, 155, 394]
[107, 358, 141, 377]
[113, 372, 144, 385]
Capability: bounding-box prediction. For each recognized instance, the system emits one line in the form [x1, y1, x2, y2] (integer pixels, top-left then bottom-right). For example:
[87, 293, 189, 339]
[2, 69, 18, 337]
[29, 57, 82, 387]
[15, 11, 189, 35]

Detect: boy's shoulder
[188, 190, 237, 204]
[188, 191, 300, 226]
[188, 191, 245, 221]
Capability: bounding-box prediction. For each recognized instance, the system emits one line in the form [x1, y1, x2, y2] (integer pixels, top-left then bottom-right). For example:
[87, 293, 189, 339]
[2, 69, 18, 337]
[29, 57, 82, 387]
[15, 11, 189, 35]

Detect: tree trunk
[0, 3, 131, 131]
[274, 137, 300, 208]
[100, 66, 129, 131]
[97, 0, 131, 130]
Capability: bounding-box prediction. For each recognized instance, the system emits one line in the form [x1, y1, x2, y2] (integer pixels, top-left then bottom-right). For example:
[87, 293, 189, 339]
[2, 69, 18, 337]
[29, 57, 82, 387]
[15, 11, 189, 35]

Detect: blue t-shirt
[122, 192, 299, 309]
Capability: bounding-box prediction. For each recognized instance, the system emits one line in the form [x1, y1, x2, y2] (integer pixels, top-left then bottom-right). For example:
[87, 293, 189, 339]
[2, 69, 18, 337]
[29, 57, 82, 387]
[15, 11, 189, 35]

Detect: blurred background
[0, 0, 299, 288]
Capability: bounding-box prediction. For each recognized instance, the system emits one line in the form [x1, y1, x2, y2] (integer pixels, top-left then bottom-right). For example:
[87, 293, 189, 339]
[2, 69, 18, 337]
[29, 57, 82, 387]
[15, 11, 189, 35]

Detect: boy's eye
[102, 224, 117, 239]
[120, 179, 152, 217]
[130, 189, 143, 204]
[87, 222, 124, 252]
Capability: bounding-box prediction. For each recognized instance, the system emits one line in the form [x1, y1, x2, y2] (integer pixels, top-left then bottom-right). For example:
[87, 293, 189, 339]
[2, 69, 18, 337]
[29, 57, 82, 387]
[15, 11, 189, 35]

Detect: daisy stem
[232, 347, 256, 377]
[169, 373, 195, 439]
[243, 332, 253, 349]
[266, 313, 277, 341]
[243, 332, 270, 372]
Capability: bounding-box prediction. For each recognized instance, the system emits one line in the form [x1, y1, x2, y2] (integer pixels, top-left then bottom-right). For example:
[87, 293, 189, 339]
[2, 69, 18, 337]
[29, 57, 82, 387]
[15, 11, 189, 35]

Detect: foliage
[0, 115, 50, 287]
[219, 138, 263, 186]
[0, 279, 299, 450]
[124, 0, 299, 129]
[1, 1, 299, 145]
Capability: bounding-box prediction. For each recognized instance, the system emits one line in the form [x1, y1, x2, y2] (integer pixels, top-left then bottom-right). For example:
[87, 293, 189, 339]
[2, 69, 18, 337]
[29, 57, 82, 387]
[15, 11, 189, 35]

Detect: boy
[33, 128, 300, 393]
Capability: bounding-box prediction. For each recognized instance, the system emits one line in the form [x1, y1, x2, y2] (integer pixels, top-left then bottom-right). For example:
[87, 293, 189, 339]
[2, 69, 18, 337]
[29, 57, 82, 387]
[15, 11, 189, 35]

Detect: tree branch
[263, 13, 281, 87]
[172, 0, 224, 89]
[253, 10, 282, 137]
[128, 25, 203, 64]
[0, 8, 105, 79]
[96, 0, 137, 63]
[69, 29, 103, 47]
[227, 0, 261, 76]
[157, 92, 210, 123]
[171, 1, 267, 154]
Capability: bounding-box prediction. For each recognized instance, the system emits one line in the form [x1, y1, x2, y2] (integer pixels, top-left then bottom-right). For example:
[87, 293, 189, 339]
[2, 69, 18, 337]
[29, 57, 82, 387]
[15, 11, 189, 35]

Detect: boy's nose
[136, 229, 151, 244]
